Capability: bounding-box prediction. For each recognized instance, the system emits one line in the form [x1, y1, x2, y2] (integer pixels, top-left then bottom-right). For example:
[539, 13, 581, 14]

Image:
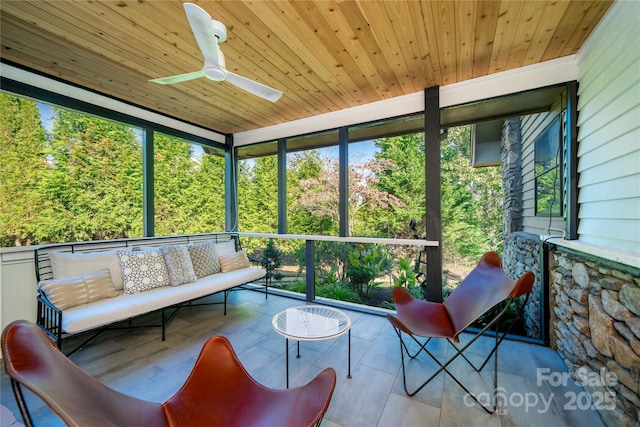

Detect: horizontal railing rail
[237, 232, 439, 310]
[238, 232, 438, 247]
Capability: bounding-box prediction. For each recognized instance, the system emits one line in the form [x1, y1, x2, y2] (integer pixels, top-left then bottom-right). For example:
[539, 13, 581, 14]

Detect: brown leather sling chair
[386, 251, 534, 414]
[2, 319, 336, 427]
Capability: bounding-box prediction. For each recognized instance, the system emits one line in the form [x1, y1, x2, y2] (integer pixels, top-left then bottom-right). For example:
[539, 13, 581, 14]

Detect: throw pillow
[49, 249, 126, 291]
[187, 241, 220, 278]
[39, 269, 118, 311]
[117, 249, 170, 294]
[161, 245, 197, 286]
[215, 239, 237, 255]
[218, 250, 251, 273]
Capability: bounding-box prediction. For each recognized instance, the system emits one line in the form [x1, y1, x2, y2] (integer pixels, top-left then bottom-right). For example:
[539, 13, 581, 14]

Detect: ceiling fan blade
[184, 3, 220, 66]
[225, 71, 283, 103]
[150, 70, 205, 85]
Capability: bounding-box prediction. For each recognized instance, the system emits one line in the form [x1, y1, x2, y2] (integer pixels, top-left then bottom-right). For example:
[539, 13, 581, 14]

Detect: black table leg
[285, 337, 289, 389]
[348, 329, 352, 379]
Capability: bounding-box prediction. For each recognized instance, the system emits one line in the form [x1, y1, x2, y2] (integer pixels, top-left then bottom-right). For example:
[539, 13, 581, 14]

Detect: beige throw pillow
[39, 269, 118, 310]
[218, 250, 251, 272]
[49, 249, 126, 291]
[161, 245, 197, 286]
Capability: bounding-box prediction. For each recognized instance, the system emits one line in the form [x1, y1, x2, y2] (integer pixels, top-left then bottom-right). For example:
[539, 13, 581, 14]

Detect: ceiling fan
[150, 3, 283, 103]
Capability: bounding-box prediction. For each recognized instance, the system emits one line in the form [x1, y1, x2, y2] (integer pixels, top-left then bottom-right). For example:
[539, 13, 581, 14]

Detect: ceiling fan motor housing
[204, 67, 226, 81]
[211, 19, 227, 43]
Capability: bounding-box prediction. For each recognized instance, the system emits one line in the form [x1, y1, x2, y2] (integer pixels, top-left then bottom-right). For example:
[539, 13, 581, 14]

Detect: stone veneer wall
[501, 117, 523, 234]
[503, 231, 542, 340]
[550, 246, 640, 426]
[501, 116, 543, 340]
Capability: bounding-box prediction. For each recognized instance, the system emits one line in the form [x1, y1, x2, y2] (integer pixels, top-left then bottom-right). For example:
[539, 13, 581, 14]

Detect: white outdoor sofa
[34, 232, 269, 354]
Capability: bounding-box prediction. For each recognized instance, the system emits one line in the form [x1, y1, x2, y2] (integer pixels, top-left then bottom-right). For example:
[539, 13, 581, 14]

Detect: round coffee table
[272, 305, 352, 388]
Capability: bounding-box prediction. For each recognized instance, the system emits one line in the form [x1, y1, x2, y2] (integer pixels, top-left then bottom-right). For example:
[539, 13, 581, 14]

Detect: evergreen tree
[188, 147, 226, 232]
[440, 126, 503, 262]
[0, 92, 504, 271]
[372, 133, 426, 236]
[146, 135, 227, 236]
[238, 155, 278, 233]
[155, 133, 197, 235]
[0, 94, 47, 246]
[41, 108, 143, 242]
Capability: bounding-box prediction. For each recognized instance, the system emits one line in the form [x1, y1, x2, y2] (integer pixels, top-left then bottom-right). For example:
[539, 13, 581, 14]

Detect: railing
[0, 233, 439, 331]
[238, 232, 439, 312]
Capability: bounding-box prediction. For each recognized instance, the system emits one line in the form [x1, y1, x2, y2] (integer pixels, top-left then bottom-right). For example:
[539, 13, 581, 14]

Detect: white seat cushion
[61, 267, 266, 334]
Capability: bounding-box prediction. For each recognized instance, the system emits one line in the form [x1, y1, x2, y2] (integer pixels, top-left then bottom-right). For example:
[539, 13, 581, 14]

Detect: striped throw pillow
[218, 250, 251, 272]
[39, 269, 118, 310]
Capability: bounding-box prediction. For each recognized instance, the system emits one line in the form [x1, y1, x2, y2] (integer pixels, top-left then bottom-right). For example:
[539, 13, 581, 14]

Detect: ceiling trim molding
[439, 55, 578, 108]
[234, 55, 578, 146]
[0, 62, 226, 144]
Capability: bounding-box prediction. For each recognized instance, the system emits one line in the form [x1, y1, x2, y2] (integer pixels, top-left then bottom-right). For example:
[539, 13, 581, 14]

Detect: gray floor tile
[377, 393, 441, 427]
[1, 290, 609, 427]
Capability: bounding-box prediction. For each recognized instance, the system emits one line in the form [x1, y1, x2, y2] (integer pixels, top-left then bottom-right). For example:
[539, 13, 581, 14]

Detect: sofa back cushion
[117, 249, 170, 294]
[49, 250, 125, 291]
[39, 269, 118, 310]
[215, 240, 237, 255]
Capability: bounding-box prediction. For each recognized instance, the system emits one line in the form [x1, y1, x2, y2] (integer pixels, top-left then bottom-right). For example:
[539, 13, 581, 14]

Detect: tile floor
[1, 289, 607, 427]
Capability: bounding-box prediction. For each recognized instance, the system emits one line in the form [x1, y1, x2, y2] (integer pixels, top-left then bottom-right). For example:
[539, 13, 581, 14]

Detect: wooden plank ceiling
[0, 1, 612, 135]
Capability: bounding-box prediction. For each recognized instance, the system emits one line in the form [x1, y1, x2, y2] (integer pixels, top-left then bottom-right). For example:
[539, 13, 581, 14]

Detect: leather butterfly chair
[386, 251, 534, 414]
[2, 320, 336, 427]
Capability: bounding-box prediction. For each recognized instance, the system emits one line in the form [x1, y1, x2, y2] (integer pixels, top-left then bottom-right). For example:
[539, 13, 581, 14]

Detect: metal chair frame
[390, 292, 530, 414]
[2, 320, 335, 427]
[387, 251, 534, 414]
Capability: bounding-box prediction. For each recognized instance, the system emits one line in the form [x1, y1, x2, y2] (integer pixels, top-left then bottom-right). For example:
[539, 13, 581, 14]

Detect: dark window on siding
[535, 116, 562, 216]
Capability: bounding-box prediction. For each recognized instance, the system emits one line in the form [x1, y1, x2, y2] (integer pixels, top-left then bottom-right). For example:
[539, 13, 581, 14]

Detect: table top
[272, 305, 352, 341]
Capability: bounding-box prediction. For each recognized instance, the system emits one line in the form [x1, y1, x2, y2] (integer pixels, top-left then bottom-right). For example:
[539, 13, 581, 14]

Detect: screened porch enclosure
[1, 81, 575, 344]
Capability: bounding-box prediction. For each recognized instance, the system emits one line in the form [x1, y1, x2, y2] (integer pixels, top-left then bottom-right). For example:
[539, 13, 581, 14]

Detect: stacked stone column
[550, 248, 640, 426]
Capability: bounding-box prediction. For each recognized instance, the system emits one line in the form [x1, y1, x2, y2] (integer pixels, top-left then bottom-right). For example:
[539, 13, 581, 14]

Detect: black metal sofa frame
[34, 232, 270, 355]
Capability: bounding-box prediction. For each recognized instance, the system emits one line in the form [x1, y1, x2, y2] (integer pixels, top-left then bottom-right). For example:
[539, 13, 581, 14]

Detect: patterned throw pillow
[117, 249, 170, 294]
[160, 245, 197, 286]
[39, 269, 118, 310]
[218, 250, 251, 272]
[186, 241, 220, 278]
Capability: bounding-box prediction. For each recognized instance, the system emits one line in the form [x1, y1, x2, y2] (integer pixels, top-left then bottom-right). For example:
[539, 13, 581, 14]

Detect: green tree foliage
[1, 92, 504, 272]
[155, 133, 197, 235]
[238, 155, 278, 233]
[369, 127, 503, 265]
[535, 170, 561, 216]
[187, 147, 226, 232]
[372, 133, 426, 235]
[0, 94, 47, 246]
[155, 135, 225, 235]
[288, 152, 404, 237]
[40, 108, 143, 242]
[440, 127, 504, 262]
[261, 238, 283, 280]
[287, 151, 336, 235]
[1, 94, 230, 246]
